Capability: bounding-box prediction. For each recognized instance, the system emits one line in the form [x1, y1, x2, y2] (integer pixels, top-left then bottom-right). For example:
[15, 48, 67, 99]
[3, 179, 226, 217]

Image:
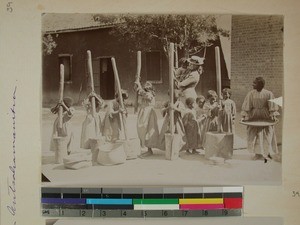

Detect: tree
[94, 14, 229, 58]
[42, 34, 57, 55]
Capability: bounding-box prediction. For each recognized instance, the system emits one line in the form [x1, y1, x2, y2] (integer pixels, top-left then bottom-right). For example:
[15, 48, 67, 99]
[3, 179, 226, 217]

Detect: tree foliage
[42, 34, 57, 55]
[94, 14, 229, 57]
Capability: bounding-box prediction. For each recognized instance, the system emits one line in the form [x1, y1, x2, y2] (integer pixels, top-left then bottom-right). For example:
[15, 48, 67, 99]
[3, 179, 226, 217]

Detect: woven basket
[97, 141, 126, 166]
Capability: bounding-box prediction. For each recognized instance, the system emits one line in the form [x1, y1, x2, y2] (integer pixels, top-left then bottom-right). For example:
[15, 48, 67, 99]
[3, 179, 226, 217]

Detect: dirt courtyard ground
[42, 106, 282, 186]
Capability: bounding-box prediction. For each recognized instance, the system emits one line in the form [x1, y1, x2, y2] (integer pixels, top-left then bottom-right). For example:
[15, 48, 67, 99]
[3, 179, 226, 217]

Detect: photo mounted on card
[41, 13, 283, 186]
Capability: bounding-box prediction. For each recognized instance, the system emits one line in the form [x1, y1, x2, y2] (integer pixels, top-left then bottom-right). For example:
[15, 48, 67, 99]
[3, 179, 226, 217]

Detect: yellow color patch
[179, 198, 223, 204]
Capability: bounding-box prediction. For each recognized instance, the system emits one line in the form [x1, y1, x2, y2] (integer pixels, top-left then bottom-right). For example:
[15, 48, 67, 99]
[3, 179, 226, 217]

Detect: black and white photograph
[41, 13, 283, 186]
[2, 1, 300, 225]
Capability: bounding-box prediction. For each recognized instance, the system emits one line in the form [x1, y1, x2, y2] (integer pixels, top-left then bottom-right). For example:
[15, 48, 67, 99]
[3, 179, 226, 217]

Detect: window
[58, 54, 72, 82]
[146, 51, 162, 83]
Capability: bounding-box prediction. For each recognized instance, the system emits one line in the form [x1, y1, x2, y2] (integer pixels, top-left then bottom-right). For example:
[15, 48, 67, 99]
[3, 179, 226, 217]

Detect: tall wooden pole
[215, 46, 222, 99]
[111, 57, 128, 140]
[87, 50, 97, 118]
[175, 44, 178, 69]
[134, 51, 141, 114]
[169, 43, 175, 135]
[58, 64, 64, 129]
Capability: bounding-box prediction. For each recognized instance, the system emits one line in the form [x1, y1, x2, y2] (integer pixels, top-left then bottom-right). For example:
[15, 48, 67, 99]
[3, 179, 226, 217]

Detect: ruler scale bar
[41, 187, 243, 218]
[41, 209, 242, 217]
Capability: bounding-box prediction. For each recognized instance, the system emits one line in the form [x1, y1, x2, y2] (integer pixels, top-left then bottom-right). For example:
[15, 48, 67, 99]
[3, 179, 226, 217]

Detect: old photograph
[41, 13, 283, 186]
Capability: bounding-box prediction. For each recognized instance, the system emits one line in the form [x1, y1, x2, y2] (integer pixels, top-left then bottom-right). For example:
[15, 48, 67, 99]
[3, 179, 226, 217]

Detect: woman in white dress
[177, 56, 204, 105]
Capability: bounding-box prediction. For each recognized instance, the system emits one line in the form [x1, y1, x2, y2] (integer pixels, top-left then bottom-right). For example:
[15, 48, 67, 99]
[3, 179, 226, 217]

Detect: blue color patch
[86, 198, 133, 205]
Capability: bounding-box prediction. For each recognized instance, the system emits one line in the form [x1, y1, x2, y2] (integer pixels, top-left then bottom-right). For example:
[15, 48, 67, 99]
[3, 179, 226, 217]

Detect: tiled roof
[42, 13, 116, 34]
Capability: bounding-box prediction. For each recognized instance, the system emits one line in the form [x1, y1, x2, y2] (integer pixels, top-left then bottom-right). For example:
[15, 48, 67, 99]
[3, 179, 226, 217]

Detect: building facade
[42, 14, 229, 106]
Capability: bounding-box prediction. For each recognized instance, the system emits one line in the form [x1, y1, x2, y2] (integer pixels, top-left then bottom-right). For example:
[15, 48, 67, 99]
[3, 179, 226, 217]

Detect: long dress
[158, 100, 186, 150]
[201, 101, 219, 146]
[102, 100, 123, 142]
[50, 107, 75, 153]
[218, 99, 236, 133]
[136, 89, 159, 149]
[182, 108, 200, 150]
[241, 89, 279, 157]
[203, 101, 219, 132]
[196, 107, 207, 148]
[80, 111, 102, 149]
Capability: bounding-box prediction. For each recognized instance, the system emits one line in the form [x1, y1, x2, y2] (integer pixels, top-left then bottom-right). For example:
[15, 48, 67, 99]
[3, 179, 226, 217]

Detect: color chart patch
[41, 187, 243, 218]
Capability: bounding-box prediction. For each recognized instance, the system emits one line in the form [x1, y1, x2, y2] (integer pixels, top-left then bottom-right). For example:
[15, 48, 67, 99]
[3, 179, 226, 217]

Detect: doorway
[92, 57, 115, 100]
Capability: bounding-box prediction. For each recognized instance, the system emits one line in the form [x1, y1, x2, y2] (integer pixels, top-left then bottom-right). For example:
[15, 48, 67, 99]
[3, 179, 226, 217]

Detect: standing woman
[241, 77, 279, 163]
[178, 56, 204, 104]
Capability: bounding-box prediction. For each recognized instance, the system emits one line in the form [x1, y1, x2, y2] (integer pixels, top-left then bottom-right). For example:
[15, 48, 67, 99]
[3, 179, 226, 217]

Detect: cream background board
[48, 217, 283, 225]
[0, 0, 299, 225]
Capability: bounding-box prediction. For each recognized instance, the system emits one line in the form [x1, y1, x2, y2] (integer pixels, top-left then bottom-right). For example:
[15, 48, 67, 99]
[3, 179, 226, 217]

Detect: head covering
[63, 97, 74, 108]
[254, 77, 265, 89]
[179, 57, 188, 67]
[115, 89, 129, 100]
[222, 88, 232, 95]
[207, 90, 217, 99]
[143, 81, 154, 91]
[196, 95, 206, 103]
[187, 56, 205, 66]
[185, 97, 195, 106]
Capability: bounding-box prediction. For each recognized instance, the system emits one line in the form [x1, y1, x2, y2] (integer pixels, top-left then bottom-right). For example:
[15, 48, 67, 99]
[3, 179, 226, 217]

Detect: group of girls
[49, 72, 236, 160]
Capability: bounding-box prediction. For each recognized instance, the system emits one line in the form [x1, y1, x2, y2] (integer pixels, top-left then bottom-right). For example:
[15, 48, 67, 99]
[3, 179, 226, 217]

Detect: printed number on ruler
[223, 209, 228, 215]
[203, 210, 208, 216]
[7, 2, 13, 12]
[143, 211, 148, 217]
[81, 210, 87, 217]
[42, 210, 50, 215]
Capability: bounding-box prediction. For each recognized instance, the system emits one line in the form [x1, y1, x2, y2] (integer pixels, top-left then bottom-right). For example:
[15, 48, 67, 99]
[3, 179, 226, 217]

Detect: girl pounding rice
[135, 81, 160, 157]
[203, 90, 220, 132]
[50, 97, 75, 154]
[158, 92, 186, 151]
[80, 92, 105, 149]
[102, 90, 128, 142]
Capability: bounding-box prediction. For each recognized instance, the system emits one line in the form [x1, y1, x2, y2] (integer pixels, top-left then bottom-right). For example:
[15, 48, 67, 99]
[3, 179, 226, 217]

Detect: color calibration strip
[41, 187, 243, 218]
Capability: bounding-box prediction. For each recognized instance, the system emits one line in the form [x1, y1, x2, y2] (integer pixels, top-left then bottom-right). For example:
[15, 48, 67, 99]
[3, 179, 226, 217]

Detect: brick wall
[231, 15, 284, 111]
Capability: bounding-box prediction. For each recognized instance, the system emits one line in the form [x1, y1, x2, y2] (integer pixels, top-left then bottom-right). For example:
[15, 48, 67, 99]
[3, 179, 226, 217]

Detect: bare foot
[252, 154, 262, 160]
[186, 150, 192, 154]
[139, 149, 153, 158]
[192, 149, 198, 154]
